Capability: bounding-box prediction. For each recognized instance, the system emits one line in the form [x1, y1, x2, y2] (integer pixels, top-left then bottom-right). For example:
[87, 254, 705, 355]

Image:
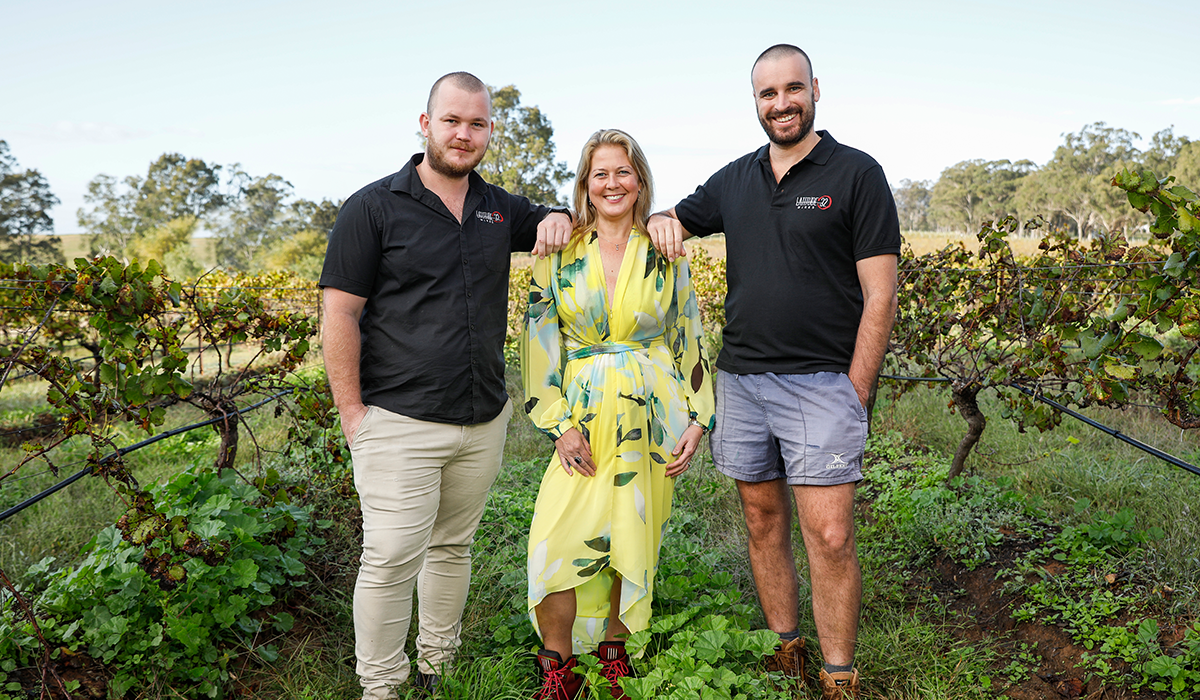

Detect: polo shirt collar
[389, 153, 489, 197]
[754, 129, 838, 168]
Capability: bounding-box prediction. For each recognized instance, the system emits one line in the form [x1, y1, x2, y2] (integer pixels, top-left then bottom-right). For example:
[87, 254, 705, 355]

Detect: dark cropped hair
[752, 44, 813, 82]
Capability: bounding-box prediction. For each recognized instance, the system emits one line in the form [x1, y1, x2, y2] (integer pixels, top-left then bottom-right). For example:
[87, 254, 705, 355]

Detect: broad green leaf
[693, 630, 730, 663]
[1169, 185, 1199, 202]
[272, 612, 295, 632]
[1102, 363, 1137, 380]
[1178, 207, 1198, 233]
[650, 611, 694, 634]
[1131, 336, 1163, 360]
[1163, 252, 1185, 277]
[228, 558, 260, 588]
[166, 613, 207, 655]
[1127, 191, 1151, 211]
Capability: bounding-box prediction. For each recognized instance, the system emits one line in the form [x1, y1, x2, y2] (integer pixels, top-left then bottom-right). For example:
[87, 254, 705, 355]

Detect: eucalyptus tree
[0, 140, 63, 265]
[892, 179, 932, 232]
[477, 85, 573, 207]
[213, 169, 293, 271]
[78, 153, 225, 258]
[930, 159, 1031, 232]
[1017, 123, 1142, 240]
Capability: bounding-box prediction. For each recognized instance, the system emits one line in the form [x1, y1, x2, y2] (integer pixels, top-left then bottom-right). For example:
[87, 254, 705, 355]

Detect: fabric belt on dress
[566, 338, 665, 362]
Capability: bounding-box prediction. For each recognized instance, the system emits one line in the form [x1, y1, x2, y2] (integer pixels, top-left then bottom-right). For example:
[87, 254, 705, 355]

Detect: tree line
[5, 108, 1198, 275]
[894, 122, 1200, 239]
[0, 85, 572, 280]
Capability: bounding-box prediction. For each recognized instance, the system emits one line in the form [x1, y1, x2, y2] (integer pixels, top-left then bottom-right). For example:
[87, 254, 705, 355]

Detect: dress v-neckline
[596, 230, 635, 326]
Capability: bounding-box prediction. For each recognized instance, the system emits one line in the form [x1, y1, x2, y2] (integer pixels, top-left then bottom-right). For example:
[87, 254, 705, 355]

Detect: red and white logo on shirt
[795, 195, 833, 210]
[475, 210, 504, 224]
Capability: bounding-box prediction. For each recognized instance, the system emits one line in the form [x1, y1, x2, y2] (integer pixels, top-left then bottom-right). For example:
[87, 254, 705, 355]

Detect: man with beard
[321, 71, 572, 700]
[646, 45, 899, 699]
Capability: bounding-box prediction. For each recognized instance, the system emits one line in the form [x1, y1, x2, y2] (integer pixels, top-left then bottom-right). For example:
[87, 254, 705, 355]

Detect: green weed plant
[0, 466, 327, 698]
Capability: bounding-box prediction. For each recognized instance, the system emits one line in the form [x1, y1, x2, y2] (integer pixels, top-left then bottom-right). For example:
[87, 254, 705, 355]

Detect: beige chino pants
[350, 401, 511, 700]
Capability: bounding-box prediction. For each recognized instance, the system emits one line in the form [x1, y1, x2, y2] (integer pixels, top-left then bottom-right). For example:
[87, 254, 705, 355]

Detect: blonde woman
[521, 129, 715, 700]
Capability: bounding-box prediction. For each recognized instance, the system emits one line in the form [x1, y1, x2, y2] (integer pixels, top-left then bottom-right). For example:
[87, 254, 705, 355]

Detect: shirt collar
[754, 129, 838, 168]
[389, 153, 488, 197]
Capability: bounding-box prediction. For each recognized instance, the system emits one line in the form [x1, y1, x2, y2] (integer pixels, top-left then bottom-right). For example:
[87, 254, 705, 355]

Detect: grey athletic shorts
[711, 371, 867, 486]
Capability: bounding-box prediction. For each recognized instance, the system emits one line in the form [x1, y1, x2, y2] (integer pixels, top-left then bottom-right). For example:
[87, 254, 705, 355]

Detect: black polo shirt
[320, 154, 554, 425]
[675, 131, 900, 375]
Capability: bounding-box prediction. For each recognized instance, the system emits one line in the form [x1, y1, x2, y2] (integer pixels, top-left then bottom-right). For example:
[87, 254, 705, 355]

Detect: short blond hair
[426, 72, 490, 116]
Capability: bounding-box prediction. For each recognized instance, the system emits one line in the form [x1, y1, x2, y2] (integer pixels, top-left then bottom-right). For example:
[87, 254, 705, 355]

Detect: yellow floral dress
[520, 229, 715, 652]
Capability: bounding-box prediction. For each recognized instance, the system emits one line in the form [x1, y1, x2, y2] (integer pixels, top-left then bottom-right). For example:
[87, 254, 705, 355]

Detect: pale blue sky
[3, 0, 1198, 232]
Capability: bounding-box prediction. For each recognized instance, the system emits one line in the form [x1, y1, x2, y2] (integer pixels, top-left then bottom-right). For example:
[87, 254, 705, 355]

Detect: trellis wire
[0, 390, 293, 524]
[879, 374, 1200, 478]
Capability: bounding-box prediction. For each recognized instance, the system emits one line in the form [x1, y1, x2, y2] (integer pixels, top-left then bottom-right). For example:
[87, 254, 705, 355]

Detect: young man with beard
[321, 71, 572, 700]
[646, 45, 900, 699]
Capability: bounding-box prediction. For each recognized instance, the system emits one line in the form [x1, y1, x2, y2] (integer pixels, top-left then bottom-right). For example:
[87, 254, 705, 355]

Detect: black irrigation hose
[1008, 383, 1200, 478]
[879, 374, 1200, 478]
[0, 389, 294, 524]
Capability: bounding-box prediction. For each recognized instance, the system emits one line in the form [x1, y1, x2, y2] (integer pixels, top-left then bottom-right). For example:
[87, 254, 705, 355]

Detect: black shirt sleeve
[319, 194, 380, 297]
[675, 169, 727, 237]
[504, 192, 554, 254]
[850, 164, 902, 261]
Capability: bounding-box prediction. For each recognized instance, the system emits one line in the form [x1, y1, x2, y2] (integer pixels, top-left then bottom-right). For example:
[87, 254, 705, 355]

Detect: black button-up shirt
[320, 154, 554, 425]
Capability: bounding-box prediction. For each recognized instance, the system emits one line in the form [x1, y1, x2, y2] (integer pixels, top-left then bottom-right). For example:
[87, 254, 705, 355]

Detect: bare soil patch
[910, 528, 1181, 699]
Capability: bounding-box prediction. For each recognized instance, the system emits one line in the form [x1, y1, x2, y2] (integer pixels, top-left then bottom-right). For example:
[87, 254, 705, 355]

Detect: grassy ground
[874, 381, 1200, 603]
[224, 376, 1200, 699]
[5, 367, 1200, 698]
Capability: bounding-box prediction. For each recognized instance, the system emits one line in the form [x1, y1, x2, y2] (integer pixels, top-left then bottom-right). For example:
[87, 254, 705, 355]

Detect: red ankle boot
[592, 641, 634, 699]
[535, 649, 584, 700]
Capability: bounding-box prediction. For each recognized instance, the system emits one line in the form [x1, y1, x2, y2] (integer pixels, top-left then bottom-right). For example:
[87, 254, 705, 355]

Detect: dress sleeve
[666, 256, 716, 431]
[519, 254, 575, 440]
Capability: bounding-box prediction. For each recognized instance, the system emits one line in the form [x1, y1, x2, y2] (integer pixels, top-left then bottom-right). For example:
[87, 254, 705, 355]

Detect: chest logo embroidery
[795, 195, 833, 211]
[475, 210, 504, 224]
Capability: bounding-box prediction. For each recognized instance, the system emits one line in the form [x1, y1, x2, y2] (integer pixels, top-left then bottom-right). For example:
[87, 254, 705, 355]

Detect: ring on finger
[573, 456, 582, 464]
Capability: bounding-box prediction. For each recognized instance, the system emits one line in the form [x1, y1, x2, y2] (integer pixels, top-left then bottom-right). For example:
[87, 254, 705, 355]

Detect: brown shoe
[591, 641, 634, 699]
[819, 668, 860, 699]
[534, 650, 584, 700]
[765, 636, 808, 687]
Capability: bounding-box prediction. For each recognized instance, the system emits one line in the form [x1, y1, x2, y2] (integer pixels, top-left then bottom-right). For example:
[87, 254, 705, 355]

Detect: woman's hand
[554, 428, 597, 476]
[665, 425, 705, 477]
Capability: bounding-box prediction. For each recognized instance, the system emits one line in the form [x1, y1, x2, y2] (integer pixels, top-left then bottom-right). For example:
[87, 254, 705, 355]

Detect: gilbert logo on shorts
[475, 210, 504, 224]
[825, 452, 848, 469]
[795, 195, 832, 210]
